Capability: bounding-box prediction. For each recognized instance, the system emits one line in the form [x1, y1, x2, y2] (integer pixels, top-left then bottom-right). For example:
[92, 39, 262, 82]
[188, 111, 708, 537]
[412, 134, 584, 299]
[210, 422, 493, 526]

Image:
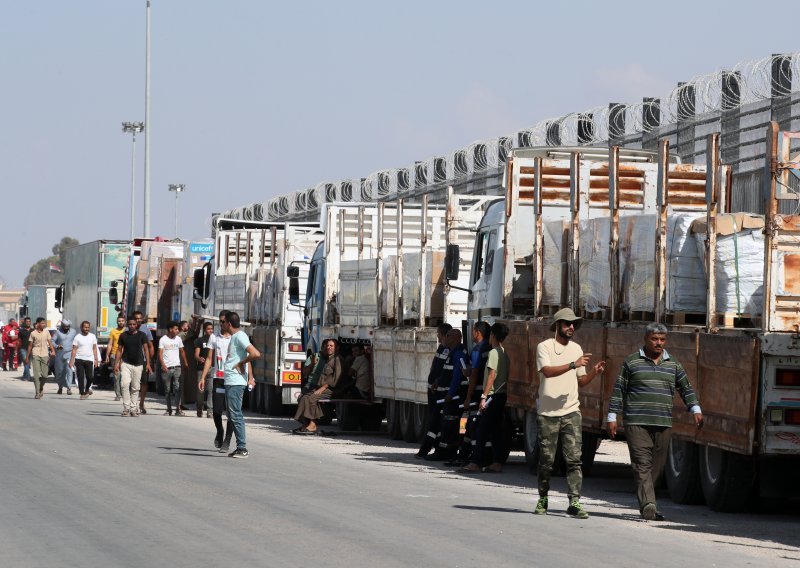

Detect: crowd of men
[4, 304, 704, 516]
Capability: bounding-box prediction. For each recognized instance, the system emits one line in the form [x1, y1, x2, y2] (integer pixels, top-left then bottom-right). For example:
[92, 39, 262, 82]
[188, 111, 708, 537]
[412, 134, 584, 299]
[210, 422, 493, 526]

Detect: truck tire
[359, 404, 384, 431]
[523, 410, 540, 473]
[413, 403, 427, 441]
[337, 402, 361, 431]
[580, 432, 600, 476]
[385, 400, 403, 440]
[699, 445, 754, 512]
[265, 385, 283, 416]
[665, 439, 704, 504]
[400, 402, 417, 443]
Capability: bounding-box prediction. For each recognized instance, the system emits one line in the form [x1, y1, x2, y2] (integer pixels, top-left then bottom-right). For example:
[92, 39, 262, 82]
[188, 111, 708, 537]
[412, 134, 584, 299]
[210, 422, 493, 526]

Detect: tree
[24, 237, 79, 287]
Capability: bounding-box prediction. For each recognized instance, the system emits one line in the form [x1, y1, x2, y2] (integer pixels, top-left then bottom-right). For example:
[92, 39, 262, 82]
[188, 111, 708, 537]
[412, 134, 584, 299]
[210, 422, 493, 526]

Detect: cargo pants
[537, 411, 583, 500]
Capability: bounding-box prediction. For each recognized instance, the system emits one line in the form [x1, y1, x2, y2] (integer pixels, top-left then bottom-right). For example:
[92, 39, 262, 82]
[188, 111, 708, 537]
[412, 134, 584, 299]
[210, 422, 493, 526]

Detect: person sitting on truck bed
[349, 344, 370, 399]
[292, 339, 342, 434]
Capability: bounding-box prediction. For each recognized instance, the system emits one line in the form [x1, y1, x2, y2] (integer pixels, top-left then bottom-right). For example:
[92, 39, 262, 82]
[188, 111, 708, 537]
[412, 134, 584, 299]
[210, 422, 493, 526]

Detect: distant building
[0, 283, 25, 321]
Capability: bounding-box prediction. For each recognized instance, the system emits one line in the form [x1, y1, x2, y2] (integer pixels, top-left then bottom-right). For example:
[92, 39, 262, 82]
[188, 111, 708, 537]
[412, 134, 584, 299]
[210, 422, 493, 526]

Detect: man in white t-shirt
[158, 321, 189, 416]
[69, 321, 99, 400]
[199, 311, 235, 452]
[533, 308, 605, 520]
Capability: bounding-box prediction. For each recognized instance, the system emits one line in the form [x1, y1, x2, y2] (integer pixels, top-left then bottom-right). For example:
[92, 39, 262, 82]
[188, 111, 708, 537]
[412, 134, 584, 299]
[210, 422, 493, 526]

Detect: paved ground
[1, 370, 798, 568]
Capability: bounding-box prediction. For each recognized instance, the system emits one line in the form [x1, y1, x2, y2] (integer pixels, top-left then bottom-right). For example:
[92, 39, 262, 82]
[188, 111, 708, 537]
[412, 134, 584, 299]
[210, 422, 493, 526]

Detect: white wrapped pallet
[577, 213, 705, 314]
[692, 213, 765, 317]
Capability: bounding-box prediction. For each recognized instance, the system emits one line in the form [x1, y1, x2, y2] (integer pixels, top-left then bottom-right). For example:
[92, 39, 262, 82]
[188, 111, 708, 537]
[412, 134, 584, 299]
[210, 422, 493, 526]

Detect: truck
[198, 219, 324, 414]
[22, 285, 60, 329]
[443, 125, 800, 512]
[299, 193, 492, 434]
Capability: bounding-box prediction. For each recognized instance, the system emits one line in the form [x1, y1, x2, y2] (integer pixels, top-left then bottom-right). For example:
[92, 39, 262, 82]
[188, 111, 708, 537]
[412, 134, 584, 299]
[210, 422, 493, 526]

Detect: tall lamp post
[168, 184, 186, 238]
[122, 122, 145, 239]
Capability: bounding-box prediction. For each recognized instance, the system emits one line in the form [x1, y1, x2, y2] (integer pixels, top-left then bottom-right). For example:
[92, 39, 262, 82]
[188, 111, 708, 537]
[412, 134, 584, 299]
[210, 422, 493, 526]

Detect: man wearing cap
[53, 320, 78, 395]
[533, 308, 605, 519]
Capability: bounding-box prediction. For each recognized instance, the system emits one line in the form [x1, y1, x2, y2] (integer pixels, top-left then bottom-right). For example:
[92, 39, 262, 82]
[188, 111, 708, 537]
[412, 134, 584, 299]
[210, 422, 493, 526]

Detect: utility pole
[168, 184, 186, 237]
[143, 0, 152, 237]
[122, 122, 145, 239]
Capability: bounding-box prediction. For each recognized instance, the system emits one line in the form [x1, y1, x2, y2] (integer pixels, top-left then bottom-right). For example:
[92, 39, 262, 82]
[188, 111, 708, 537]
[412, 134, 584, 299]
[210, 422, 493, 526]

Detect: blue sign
[190, 243, 214, 254]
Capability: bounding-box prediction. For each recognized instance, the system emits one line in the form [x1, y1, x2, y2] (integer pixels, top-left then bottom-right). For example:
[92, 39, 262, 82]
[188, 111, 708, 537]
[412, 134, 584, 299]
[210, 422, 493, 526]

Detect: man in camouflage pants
[534, 308, 605, 519]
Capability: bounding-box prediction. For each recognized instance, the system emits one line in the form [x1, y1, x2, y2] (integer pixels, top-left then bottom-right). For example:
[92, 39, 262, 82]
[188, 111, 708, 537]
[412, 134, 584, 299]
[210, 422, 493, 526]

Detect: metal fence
[220, 53, 800, 223]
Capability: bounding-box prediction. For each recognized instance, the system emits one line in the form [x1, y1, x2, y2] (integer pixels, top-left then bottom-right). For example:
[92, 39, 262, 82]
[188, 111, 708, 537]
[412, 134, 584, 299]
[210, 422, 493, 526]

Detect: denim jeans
[163, 367, 182, 413]
[19, 348, 31, 378]
[225, 384, 246, 450]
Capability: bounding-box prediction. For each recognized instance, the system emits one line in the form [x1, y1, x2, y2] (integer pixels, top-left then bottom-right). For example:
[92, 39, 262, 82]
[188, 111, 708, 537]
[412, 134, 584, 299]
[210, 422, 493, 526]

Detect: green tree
[24, 237, 79, 287]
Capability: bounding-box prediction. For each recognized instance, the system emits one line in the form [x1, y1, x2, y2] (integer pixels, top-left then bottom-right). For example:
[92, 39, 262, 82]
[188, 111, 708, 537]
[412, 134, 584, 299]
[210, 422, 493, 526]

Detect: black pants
[418, 388, 444, 455]
[212, 379, 233, 444]
[439, 397, 462, 456]
[75, 360, 94, 395]
[470, 393, 507, 466]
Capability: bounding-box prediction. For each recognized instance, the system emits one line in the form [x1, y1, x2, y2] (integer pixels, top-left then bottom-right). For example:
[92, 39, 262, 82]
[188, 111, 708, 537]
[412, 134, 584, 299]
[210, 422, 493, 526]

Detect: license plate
[281, 371, 301, 385]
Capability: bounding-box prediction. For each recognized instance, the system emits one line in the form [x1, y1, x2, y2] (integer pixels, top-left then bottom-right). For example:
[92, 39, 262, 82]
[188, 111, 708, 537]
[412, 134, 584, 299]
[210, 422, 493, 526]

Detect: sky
[1, 0, 798, 288]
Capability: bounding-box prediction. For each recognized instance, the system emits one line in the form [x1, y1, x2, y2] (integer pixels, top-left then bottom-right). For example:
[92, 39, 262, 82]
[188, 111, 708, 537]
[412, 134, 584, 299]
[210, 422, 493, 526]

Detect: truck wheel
[665, 439, 704, 504]
[265, 385, 283, 416]
[359, 405, 384, 431]
[400, 402, 417, 443]
[523, 410, 540, 474]
[581, 432, 600, 476]
[699, 445, 754, 512]
[385, 400, 403, 440]
[336, 402, 361, 431]
[413, 404, 427, 441]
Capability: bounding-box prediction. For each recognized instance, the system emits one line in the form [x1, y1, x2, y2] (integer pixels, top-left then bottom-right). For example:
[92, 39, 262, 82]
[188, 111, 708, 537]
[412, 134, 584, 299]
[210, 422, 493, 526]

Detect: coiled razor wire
[221, 53, 800, 221]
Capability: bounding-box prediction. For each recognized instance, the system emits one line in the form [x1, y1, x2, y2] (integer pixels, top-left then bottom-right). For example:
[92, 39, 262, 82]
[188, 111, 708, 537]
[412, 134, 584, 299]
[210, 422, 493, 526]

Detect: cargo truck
[443, 125, 800, 512]
[197, 219, 324, 414]
[298, 193, 493, 434]
[23, 285, 60, 329]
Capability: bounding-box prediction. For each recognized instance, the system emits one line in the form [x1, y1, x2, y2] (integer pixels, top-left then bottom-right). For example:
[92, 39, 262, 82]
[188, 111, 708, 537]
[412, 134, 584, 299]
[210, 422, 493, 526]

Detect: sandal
[292, 427, 315, 435]
[461, 464, 482, 473]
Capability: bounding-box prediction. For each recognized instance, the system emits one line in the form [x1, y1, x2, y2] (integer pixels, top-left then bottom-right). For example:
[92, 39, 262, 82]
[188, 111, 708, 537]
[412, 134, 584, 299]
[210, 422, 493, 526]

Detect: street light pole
[122, 122, 145, 239]
[168, 184, 186, 238]
[143, 0, 152, 237]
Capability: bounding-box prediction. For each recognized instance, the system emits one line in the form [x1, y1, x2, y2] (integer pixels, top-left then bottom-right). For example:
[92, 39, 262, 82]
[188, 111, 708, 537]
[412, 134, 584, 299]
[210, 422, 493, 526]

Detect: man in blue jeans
[221, 312, 260, 458]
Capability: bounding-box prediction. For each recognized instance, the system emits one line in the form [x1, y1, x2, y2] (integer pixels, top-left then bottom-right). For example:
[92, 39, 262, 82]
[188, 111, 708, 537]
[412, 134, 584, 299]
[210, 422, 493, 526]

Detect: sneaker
[164, 411, 172, 416]
[67, 389, 72, 395]
[219, 442, 231, 454]
[567, 499, 589, 519]
[175, 410, 185, 417]
[229, 448, 249, 459]
[534, 496, 548, 515]
[214, 435, 222, 449]
[206, 411, 211, 418]
[121, 410, 130, 417]
[130, 410, 139, 417]
[57, 388, 63, 395]
[641, 503, 657, 521]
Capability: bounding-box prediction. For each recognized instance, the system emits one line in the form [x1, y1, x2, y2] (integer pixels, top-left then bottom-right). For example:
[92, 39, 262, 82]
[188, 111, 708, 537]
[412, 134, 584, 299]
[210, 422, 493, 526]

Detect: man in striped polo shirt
[607, 323, 703, 521]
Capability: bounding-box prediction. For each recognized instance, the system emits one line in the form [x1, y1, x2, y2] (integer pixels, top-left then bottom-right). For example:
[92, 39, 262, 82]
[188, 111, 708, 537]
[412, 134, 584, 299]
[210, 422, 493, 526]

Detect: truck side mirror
[445, 244, 460, 280]
[289, 276, 300, 305]
[109, 286, 119, 306]
[193, 263, 211, 300]
[55, 283, 64, 311]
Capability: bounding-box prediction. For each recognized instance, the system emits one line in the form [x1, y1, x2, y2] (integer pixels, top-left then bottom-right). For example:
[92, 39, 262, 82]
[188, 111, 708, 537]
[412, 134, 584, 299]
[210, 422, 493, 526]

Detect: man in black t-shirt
[194, 321, 214, 417]
[18, 317, 33, 380]
[114, 317, 153, 417]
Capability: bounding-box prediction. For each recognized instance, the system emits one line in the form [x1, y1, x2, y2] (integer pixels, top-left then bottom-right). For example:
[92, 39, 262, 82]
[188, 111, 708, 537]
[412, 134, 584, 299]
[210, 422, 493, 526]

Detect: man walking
[199, 311, 234, 451]
[222, 312, 260, 458]
[25, 317, 55, 398]
[607, 323, 702, 521]
[132, 311, 154, 414]
[194, 321, 214, 417]
[159, 321, 189, 416]
[70, 321, 99, 400]
[18, 317, 32, 380]
[114, 316, 152, 417]
[53, 320, 77, 394]
[106, 316, 126, 401]
[534, 308, 605, 519]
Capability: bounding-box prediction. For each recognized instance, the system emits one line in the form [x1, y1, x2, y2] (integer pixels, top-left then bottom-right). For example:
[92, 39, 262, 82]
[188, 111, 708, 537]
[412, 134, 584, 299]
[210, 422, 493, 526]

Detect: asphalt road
[1, 371, 798, 568]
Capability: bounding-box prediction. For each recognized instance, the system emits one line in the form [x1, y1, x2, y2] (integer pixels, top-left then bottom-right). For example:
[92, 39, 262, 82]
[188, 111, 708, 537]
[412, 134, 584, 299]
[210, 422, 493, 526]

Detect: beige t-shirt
[30, 329, 51, 358]
[536, 338, 586, 417]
